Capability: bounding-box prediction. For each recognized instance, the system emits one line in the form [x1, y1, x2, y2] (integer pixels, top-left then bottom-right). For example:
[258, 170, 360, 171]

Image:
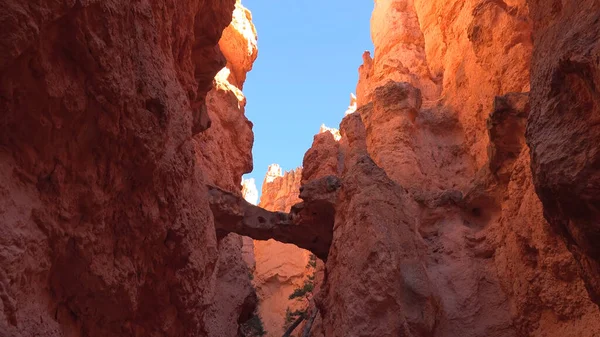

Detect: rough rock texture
[526, 0, 600, 306]
[2, 0, 600, 336]
[209, 176, 335, 261]
[258, 165, 302, 211]
[213, 90, 600, 337]
[357, 0, 440, 107]
[254, 167, 312, 337]
[298, 95, 600, 337]
[218, 0, 258, 90]
[413, 0, 532, 168]
[197, 2, 258, 336]
[202, 234, 256, 337]
[358, 0, 533, 168]
[0, 0, 259, 336]
[318, 113, 439, 337]
[196, 1, 257, 195]
[302, 1, 600, 335]
[241, 179, 258, 270]
[359, 80, 474, 195]
[253, 238, 310, 337]
[302, 129, 342, 184]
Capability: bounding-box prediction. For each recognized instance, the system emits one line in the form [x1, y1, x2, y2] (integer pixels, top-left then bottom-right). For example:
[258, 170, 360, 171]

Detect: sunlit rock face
[359, 0, 533, 168]
[357, 0, 440, 107]
[219, 0, 258, 90]
[526, 0, 600, 307]
[413, 0, 533, 168]
[299, 1, 600, 336]
[252, 166, 313, 337]
[242, 178, 259, 205]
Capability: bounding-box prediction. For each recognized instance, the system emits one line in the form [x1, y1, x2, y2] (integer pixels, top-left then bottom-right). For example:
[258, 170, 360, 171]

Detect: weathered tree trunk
[282, 315, 305, 337]
[301, 308, 319, 337]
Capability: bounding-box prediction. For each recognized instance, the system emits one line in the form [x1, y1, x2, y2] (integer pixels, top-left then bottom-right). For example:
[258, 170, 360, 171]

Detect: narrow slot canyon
[1, 1, 600, 337]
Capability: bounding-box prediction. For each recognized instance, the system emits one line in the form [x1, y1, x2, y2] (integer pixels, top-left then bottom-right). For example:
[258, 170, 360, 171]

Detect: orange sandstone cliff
[303, 1, 600, 336]
[235, 1, 600, 336]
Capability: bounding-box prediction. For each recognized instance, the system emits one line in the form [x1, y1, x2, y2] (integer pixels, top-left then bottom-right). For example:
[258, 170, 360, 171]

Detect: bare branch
[282, 314, 305, 337]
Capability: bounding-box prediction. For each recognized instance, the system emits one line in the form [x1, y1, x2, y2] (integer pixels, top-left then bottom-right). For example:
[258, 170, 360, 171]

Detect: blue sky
[242, 0, 374, 196]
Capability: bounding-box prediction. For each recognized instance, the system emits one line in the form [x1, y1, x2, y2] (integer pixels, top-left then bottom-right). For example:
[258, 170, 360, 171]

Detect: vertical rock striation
[357, 0, 440, 107]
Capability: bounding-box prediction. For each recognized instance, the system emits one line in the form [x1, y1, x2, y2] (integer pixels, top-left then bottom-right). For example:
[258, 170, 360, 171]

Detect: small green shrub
[306, 254, 317, 269]
[288, 281, 314, 301]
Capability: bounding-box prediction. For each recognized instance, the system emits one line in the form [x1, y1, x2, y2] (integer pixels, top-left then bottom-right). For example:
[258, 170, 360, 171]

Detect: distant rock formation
[242, 178, 259, 205]
[255, 166, 321, 337]
[344, 93, 357, 115]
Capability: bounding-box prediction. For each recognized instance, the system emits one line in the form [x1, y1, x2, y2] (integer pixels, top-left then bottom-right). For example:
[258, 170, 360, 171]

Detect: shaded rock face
[198, 2, 258, 336]
[0, 0, 259, 336]
[209, 175, 336, 262]
[319, 114, 438, 337]
[526, 0, 600, 306]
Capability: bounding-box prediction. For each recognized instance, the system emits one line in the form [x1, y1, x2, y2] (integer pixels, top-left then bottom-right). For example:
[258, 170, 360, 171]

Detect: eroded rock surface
[2, 0, 600, 336]
[209, 175, 336, 261]
[253, 167, 311, 337]
[0, 0, 261, 335]
[526, 0, 600, 306]
[298, 1, 600, 335]
[357, 0, 440, 107]
[319, 113, 438, 337]
[197, 2, 259, 335]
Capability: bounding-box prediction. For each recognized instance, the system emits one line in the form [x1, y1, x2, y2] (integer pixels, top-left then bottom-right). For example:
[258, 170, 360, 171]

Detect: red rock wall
[301, 1, 600, 336]
[197, 2, 259, 336]
[526, 0, 600, 306]
[414, 0, 533, 168]
[253, 165, 313, 336]
[0, 0, 258, 336]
